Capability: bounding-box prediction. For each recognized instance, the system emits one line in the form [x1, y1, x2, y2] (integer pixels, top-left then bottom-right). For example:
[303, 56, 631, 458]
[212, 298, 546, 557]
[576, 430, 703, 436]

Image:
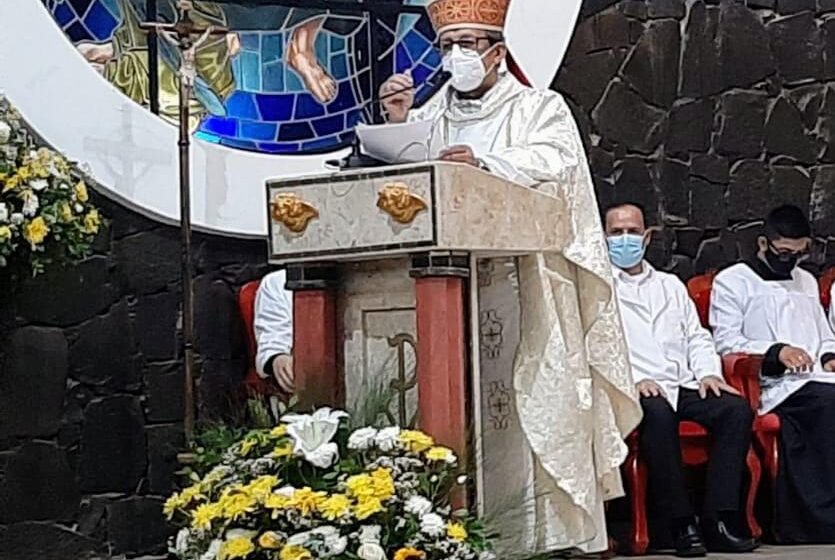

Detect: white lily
[0, 203, 7, 223]
[282, 408, 348, 468]
[0, 121, 10, 144]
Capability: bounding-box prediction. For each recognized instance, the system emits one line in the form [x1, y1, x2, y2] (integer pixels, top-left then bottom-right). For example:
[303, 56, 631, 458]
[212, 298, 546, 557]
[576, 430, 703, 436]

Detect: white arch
[0, 0, 579, 237]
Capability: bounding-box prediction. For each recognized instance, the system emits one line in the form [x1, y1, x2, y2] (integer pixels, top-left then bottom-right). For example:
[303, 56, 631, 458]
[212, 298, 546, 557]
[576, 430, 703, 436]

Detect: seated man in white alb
[254, 269, 294, 395]
[830, 281, 835, 333]
[606, 203, 756, 557]
[711, 204, 835, 543]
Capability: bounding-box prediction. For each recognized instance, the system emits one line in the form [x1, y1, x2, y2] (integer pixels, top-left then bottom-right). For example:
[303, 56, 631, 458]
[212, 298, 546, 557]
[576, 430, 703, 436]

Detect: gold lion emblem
[270, 193, 319, 234]
[376, 183, 427, 225]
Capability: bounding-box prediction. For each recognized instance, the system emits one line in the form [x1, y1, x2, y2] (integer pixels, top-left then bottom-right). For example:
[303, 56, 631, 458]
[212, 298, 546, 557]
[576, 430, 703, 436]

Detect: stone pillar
[286, 263, 341, 408]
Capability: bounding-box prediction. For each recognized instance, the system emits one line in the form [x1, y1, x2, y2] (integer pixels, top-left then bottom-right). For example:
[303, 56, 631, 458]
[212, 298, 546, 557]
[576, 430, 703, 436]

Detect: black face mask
[763, 250, 798, 277]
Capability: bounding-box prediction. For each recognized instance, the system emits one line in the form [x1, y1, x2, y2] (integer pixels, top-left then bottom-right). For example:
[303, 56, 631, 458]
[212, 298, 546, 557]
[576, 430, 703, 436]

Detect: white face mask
[442, 44, 498, 93]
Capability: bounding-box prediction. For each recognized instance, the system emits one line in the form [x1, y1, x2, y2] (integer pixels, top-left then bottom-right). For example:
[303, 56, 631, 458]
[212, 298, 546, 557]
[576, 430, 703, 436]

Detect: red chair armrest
[722, 353, 763, 411]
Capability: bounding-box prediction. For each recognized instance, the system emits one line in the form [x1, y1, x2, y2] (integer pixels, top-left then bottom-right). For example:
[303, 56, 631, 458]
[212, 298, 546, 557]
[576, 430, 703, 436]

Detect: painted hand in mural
[287, 16, 338, 104]
[77, 42, 114, 71]
[379, 72, 415, 123]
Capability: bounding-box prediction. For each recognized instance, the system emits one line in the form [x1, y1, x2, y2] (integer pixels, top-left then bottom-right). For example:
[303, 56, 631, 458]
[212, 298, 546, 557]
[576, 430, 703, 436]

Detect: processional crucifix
[140, 0, 228, 440]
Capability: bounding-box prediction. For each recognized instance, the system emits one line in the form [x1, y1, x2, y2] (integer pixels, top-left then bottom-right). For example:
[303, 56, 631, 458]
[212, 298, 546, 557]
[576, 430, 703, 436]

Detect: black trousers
[639, 389, 754, 520]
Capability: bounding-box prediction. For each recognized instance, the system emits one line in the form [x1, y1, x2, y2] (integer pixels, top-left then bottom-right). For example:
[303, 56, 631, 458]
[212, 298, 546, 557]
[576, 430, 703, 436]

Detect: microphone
[328, 71, 450, 169]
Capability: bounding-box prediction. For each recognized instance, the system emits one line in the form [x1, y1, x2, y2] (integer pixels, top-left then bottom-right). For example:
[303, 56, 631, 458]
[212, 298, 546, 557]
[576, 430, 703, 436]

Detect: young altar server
[606, 203, 757, 557]
[254, 269, 294, 395]
[830, 282, 835, 333]
[380, 0, 642, 554]
[711, 204, 835, 543]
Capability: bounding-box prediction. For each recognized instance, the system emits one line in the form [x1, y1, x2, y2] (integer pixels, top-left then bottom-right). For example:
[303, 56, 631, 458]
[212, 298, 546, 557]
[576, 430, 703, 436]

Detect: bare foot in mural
[287, 17, 337, 103]
[77, 42, 114, 72]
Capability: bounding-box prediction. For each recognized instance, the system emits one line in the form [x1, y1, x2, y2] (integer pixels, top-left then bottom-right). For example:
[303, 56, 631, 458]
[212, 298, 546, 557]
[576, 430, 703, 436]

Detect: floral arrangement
[165, 408, 493, 560]
[0, 96, 103, 275]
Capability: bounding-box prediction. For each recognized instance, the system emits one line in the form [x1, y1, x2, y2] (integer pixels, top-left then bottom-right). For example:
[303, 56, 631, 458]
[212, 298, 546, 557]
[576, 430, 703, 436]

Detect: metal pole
[146, 0, 160, 114]
[179, 54, 195, 441]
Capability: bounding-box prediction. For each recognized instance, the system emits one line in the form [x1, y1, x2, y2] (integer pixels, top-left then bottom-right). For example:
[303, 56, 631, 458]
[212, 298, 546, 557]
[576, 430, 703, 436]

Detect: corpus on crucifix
[140, 0, 229, 440]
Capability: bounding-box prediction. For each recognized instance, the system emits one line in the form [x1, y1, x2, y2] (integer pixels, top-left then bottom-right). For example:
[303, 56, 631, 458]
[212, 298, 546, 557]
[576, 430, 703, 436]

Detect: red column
[411, 253, 470, 469]
[287, 264, 341, 408]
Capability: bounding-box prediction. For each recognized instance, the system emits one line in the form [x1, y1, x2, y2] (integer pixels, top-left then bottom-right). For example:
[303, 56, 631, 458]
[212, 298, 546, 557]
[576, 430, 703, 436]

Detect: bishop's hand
[439, 145, 479, 167]
[380, 73, 414, 123]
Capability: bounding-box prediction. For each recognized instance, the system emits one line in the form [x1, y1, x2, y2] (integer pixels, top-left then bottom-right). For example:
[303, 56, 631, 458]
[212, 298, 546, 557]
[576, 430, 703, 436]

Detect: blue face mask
[607, 233, 647, 269]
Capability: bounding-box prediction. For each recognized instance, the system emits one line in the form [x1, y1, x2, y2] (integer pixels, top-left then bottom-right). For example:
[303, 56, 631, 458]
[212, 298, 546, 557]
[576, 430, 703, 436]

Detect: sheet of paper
[355, 119, 434, 164]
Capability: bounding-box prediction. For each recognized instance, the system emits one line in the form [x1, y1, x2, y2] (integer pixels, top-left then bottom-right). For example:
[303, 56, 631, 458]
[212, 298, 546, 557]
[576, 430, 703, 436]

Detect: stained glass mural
[42, 0, 444, 155]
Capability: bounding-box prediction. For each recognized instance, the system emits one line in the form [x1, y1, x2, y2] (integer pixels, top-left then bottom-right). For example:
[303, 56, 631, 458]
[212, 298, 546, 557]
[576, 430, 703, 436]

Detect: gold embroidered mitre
[427, 0, 509, 35]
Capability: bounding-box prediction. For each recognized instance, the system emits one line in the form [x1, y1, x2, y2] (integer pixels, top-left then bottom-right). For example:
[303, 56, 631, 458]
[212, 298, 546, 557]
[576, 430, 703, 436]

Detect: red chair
[624, 272, 762, 555]
[238, 280, 284, 397]
[821, 267, 835, 313]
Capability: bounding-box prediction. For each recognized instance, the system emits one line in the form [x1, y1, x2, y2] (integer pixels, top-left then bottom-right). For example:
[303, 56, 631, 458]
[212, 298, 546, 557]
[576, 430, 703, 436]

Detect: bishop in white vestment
[380, 0, 641, 553]
[711, 205, 835, 543]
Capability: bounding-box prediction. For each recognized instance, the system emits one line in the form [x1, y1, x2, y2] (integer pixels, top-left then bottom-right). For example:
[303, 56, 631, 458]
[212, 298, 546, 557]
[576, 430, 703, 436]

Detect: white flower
[22, 193, 38, 217]
[275, 485, 296, 497]
[404, 496, 433, 517]
[479, 551, 497, 560]
[358, 525, 382, 544]
[0, 256, 6, 267]
[348, 427, 378, 450]
[30, 179, 48, 191]
[0, 203, 7, 223]
[10, 213, 23, 225]
[289, 526, 347, 557]
[357, 543, 386, 560]
[199, 540, 222, 560]
[74, 203, 84, 213]
[420, 513, 446, 537]
[226, 528, 257, 540]
[456, 474, 468, 485]
[0, 121, 10, 144]
[374, 426, 401, 452]
[59, 182, 70, 190]
[282, 408, 348, 468]
[172, 528, 190, 554]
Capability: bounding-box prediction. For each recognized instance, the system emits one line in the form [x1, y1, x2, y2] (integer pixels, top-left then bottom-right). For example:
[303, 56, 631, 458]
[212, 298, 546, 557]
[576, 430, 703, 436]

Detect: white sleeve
[710, 272, 776, 356]
[679, 283, 722, 381]
[254, 271, 294, 378]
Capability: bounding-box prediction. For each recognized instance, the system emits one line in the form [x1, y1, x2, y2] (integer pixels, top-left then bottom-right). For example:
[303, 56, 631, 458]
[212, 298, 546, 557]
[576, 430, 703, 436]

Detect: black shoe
[701, 519, 759, 553]
[674, 523, 707, 558]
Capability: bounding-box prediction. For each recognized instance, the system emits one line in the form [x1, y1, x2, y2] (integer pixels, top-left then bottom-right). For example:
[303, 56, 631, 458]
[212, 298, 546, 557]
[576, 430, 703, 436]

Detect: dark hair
[764, 204, 811, 240]
[602, 201, 646, 222]
[485, 30, 505, 44]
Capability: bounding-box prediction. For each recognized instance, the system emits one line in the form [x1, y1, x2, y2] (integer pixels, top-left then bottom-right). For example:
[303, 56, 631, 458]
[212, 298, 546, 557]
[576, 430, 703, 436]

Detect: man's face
[605, 205, 647, 238]
[438, 28, 506, 70]
[758, 235, 811, 258]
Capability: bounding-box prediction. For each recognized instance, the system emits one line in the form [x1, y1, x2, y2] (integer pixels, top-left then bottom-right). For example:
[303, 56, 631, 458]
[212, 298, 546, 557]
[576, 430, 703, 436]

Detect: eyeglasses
[436, 37, 492, 54]
[767, 240, 810, 260]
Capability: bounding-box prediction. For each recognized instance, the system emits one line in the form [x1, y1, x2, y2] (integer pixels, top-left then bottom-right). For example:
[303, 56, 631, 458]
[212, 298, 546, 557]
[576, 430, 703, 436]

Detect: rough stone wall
[556, 0, 835, 277]
[0, 194, 268, 559]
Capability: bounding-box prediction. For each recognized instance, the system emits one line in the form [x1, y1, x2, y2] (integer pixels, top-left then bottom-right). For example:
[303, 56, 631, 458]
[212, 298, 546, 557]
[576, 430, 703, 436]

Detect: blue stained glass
[241, 33, 260, 52]
[221, 138, 259, 151]
[411, 63, 432, 85]
[68, 0, 89, 13]
[327, 81, 356, 114]
[278, 121, 315, 142]
[225, 92, 260, 120]
[404, 32, 430, 61]
[262, 34, 283, 64]
[315, 32, 330, 63]
[396, 14, 422, 42]
[256, 94, 294, 121]
[84, 1, 119, 41]
[294, 94, 325, 119]
[259, 143, 301, 154]
[346, 110, 364, 128]
[284, 69, 304, 93]
[203, 117, 237, 137]
[195, 131, 221, 143]
[239, 121, 278, 142]
[303, 136, 340, 151]
[239, 52, 262, 92]
[330, 36, 346, 53]
[330, 54, 348, 80]
[395, 44, 412, 73]
[100, 0, 118, 16]
[340, 132, 355, 144]
[312, 114, 344, 136]
[54, 2, 75, 26]
[262, 63, 285, 92]
[422, 47, 442, 68]
[66, 21, 89, 42]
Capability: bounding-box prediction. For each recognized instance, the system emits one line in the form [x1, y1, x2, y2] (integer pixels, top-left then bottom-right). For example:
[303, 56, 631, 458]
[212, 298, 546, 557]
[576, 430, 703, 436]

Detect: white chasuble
[410, 74, 642, 553]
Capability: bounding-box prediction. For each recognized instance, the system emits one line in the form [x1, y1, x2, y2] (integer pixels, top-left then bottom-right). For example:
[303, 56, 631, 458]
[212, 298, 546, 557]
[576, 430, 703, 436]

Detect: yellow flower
[0, 226, 11, 242]
[272, 440, 293, 459]
[265, 491, 292, 512]
[83, 209, 100, 234]
[369, 468, 395, 500]
[191, 502, 222, 530]
[270, 425, 287, 438]
[59, 201, 74, 222]
[354, 497, 384, 520]
[180, 484, 204, 504]
[289, 487, 326, 516]
[218, 487, 257, 520]
[219, 536, 255, 560]
[16, 165, 32, 181]
[279, 544, 312, 560]
[246, 475, 279, 502]
[74, 180, 89, 202]
[258, 531, 283, 550]
[320, 493, 352, 521]
[399, 430, 434, 453]
[425, 446, 455, 463]
[23, 216, 48, 247]
[239, 437, 259, 456]
[446, 522, 468, 541]
[163, 493, 184, 519]
[346, 474, 375, 500]
[2, 174, 19, 193]
[393, 547, 425, 560]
